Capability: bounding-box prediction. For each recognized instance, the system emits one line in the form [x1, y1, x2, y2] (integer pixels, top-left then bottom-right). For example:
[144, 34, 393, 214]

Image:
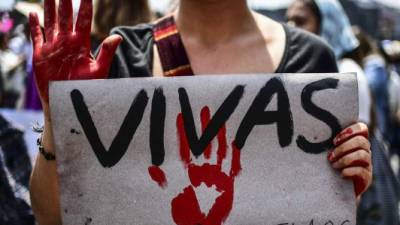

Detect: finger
[342, 167, 372, 197]
[44, 0, 57, 42]
[177, 113, 191, 167]
[332, 150, 371, 170]
[216, 125, 227, 167]
[201, 107, 212, 160]
[58, 0, 73, 33]
[75, 0, 92, 42]
[230, 142, 242, 177]
[334, 123, 369, 146]
[29, 13, 43, 50]
[95, 35, 122, 73]
[328, 135, 370, 162]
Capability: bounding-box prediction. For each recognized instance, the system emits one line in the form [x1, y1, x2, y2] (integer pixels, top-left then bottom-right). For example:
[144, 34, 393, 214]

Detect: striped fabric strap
[153, 15, 194, 77]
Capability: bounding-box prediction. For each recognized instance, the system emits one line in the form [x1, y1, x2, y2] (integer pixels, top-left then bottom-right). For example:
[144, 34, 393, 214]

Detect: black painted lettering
[178, 86, 245, 156]
[71, 89, 149, 168]
[150, 88, 166, 166]
[341, 220, 350, 225]
[235, 77, 293, 149]
[325, 220, 334, 225]
[296, 78, 341, 154]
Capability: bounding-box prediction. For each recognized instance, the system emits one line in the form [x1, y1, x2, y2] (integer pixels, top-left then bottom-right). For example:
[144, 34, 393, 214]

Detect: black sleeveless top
[107, 18, 338, 78]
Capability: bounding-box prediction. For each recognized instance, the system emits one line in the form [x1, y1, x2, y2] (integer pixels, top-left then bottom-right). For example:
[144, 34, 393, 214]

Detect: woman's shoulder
[276, 24, 339, 73]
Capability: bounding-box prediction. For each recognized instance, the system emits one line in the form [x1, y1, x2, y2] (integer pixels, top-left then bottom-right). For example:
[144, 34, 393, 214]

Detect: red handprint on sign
[149, 106, 242, 225]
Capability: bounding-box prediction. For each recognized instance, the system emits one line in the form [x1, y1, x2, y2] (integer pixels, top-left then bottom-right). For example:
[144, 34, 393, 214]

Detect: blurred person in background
[11, 1, 45, 110]
[91, 0, 153, 52]
[380, 40, 400, 126]
[287, 1, 400, 224]
[381, 40, 400, 74]
[352, 26, 400, 225]
[352, 26, 391, 143]
[380, 40, 400, 179]
[0, 114, 34, 225]
[287, 0, 372, 128]
[0, 12, 26, 109]
[9, 20, 38, 110]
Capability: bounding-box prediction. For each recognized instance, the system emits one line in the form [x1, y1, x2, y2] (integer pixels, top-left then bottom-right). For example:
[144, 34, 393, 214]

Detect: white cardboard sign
[50, 74, 358, 225]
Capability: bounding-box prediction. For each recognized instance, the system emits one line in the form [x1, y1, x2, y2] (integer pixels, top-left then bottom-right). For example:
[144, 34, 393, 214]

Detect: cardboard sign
[50, 74, 358, 225]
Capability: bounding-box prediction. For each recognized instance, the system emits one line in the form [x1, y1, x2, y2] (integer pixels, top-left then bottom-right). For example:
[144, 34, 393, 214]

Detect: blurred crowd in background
[0, 0, 399, 224]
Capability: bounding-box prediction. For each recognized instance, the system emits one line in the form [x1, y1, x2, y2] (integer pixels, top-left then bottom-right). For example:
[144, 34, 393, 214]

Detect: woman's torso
[108, 13, 338, 79]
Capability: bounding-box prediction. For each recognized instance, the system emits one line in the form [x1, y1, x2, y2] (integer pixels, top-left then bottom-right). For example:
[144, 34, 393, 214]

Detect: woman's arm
[29, 105, 61, 225]
[28, 0, 121, 223]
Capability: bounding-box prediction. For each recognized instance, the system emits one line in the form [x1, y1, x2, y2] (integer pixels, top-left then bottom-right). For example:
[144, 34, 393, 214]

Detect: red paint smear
[345, 175, 367, 197]
[230, 142, 242, 177]
[188, 163, 230, 190]
[171, 186, 205, 225]
[342, 127, 354, 136]
[348, 159, 370, 168]
[331, 147, 363, 162]
[201, 107, 212, 159]
[204, 182, 234, 225]
[172, 106, 242, 225]
[334, 128, 353, 145]
[177, 113, 191, 167]
[172, 162, 236, 225]
[327, 151, 334, 161]
[335, 127, 370, 148]
[217, 125, 227, 167]
[148, 166, 167, 188]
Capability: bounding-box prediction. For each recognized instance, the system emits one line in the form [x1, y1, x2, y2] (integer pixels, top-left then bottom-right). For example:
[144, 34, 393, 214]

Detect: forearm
[29, 107, 62, 225]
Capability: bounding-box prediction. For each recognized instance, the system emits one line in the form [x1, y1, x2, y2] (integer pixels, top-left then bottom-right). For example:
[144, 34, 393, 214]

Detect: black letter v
[71, 89, 149, 168]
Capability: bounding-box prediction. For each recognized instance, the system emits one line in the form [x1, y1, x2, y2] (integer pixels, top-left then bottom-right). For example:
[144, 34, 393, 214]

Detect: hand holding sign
[330, 123, 372, 198]
[29, 0, 122, 103]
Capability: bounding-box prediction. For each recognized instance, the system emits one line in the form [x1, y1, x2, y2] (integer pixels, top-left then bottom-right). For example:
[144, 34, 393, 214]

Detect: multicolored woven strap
[153, 15, 194, 77]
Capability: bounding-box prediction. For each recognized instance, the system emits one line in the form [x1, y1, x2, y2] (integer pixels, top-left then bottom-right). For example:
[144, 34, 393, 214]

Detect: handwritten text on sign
[50, 74, 358, 225]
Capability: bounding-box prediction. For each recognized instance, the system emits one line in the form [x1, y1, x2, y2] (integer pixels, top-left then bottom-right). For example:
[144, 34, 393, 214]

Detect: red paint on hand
[334, 124, 369, 146]
[172, 106, 242, 225]
[347, 175, 368, 197]
[348, 159, 370, 168]
[148, 166, 168, 188]
[334, 128, 353, 146]
[29, 0, 122, 103]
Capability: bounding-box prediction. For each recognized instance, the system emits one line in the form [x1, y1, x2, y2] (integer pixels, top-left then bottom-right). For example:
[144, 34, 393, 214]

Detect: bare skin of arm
[29, 0, 372, 224]
[29, 105, 61, 225]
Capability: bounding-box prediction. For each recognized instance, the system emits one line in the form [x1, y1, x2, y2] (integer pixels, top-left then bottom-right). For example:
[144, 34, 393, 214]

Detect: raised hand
[29, 0, 122, 103]
[329, 123, 372, 198]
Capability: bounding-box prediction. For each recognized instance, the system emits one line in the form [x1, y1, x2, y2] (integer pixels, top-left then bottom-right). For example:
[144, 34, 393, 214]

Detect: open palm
[29, 0, 122, 102]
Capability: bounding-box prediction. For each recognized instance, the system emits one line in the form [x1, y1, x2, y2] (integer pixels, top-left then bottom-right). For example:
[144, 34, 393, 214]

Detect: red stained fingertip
[347, 175, 367, 197]
[327, 151, 334, 162]
[334, 128, 353, 146]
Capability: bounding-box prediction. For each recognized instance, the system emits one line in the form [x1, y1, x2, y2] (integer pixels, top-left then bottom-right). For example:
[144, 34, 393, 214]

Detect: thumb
[95, 34, 123, 73]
